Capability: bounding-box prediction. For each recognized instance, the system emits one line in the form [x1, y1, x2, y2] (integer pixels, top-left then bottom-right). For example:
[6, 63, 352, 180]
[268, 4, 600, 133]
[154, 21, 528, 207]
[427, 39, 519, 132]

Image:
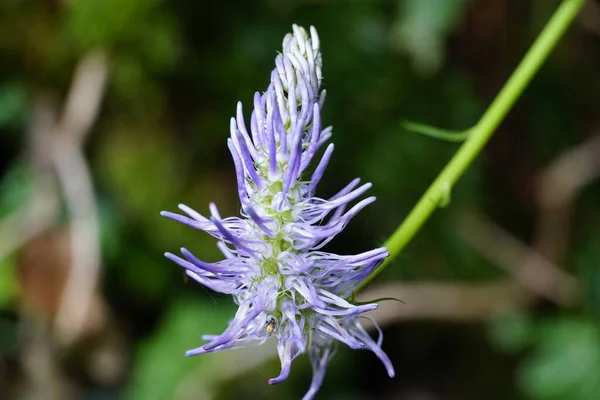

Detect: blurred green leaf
[127, 297, 235, 400]
[97, 123, 180, 219]
[0, 317, 18, 357]
[574, 216, 600, 317]
[518, 318, 600, 400]
[120, 248, 172, 301]
[65, 0, 162, 48]
[0, 164, 34, 218]
[0, 83, 27, 129]
[488, 312, 533, 354]
[62, 0, 180, 103]
[97, 199, 122, 260]
[0, 256, 18, 308]
[391, 0, 471, 75]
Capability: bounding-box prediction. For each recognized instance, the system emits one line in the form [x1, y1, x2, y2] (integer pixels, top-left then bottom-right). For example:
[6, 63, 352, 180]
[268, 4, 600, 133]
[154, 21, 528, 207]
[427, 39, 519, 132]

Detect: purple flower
[162, 24, 394, 399]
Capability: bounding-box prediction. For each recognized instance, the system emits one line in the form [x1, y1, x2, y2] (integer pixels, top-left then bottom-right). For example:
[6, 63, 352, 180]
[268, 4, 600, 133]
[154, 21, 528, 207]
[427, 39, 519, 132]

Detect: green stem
[356, 0, 585, 294]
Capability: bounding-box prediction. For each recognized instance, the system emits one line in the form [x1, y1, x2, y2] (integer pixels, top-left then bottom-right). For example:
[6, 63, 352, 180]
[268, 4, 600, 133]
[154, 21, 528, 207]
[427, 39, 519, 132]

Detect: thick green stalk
[356, 0, 585, 293]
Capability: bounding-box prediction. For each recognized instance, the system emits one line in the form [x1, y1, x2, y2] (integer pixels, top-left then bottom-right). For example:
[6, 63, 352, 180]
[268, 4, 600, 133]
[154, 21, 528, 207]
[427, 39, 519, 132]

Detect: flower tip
[176, 203, 191, 213]
[185, 346, 206, 357]
[267, 370, 290, 386]
[208, 203, 221, 219]
[364, 196, 377, 204]
[385, 364, 396, 378]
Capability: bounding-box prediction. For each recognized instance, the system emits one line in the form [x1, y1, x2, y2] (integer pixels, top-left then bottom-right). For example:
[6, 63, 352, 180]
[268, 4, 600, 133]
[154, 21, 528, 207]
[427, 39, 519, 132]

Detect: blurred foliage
[62, 0, 181, 103]
[128, 298, 235, 400]
[391, 0, 472, 75]
[0, 165, 36, 218]
[0, 83, 28, 130]
[0, 0, 599, 399]
[0, 165, 35, 308]
[0, 256, 18, 308]
[519, 318, 600, 400]
[574, 213, 600, 317]
[490, 314, 600, 400]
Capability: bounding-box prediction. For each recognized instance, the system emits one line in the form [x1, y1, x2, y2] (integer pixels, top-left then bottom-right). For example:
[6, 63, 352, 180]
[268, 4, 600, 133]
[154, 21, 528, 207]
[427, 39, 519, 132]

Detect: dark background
[1, 0, 600, 399]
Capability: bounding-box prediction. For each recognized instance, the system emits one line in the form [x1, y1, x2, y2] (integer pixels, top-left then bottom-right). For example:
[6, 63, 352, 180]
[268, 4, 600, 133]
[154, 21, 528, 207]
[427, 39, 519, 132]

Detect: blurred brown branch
[580, 1, 600, 36]
[52, 50, 108, 345]
[0, 50, 108, 340]
[456, 132, 600, 308]
[4, 51, 110, 398]
[534, 133, 600, 266]
[456, 211, 579, 306]
[0, 98, 59, 260]
[358, 280, 532, 324]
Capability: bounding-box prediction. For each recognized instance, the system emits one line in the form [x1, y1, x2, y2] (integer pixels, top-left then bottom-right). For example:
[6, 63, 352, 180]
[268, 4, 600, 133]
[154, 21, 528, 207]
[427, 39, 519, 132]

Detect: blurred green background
[1, 0, 600, 399]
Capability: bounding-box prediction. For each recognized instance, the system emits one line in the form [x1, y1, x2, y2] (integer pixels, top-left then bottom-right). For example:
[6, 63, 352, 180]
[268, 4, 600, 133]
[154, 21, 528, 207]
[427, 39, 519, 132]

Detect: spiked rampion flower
[162, 25, 394, 399]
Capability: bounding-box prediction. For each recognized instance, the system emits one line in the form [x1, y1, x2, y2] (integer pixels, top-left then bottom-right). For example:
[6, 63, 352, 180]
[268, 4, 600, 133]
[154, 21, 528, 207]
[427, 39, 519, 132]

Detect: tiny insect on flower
[265, 317, 278, 336]
[161, 24, 394, 399]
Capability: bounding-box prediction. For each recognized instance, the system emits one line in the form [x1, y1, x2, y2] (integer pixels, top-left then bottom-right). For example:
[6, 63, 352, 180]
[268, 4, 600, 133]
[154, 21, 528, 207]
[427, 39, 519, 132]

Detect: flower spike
[162, 24, 393, 399]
